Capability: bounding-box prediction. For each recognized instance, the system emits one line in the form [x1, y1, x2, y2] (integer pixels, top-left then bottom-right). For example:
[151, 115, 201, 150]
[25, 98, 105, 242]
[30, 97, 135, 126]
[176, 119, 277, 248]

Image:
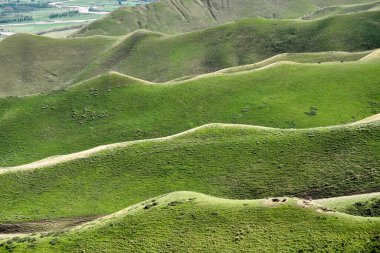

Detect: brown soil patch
[264, 198, 288, 206]
[0, 215, 100, 234]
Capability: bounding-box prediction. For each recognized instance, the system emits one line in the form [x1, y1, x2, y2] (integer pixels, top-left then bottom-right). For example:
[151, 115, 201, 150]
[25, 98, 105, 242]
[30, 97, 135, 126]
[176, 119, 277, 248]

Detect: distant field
[60, 0, 148, 11]
[0, 60, 379, 166]
[0, 0, 151, 34]
[0, 21, 91, 34]
[41, 27, 82, 38]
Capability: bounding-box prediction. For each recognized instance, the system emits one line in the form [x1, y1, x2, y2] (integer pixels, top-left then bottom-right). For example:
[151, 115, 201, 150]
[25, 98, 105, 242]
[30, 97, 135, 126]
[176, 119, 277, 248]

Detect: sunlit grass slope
[74, 0, 375, 36]
[0, 60, 379, 166]
[0, 10, 379, 96]
[0, 120, 378, 223]
[1, 192, 380, 252]
[315, 192, 380, 216]
[0, 34, 116, 96]
[301, 0, 380, 19]
[79, 11, 380, 82]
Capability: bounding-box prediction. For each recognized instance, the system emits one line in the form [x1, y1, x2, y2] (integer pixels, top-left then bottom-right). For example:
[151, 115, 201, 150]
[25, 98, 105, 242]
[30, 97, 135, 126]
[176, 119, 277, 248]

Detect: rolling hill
[1, 192, 379, 252]
[0, 0, 379, 252]
[205, 50, 372, 75]
[315, 192, 380, 216]
[0, 34, 116, 97]
[0, 60, 379, 166]
[0, 119, 378, 223]
[301, 0, 380, 19]
[79, 11, 380, 83]
[1, 10, 379, 96]
[73, 0, 376, 36]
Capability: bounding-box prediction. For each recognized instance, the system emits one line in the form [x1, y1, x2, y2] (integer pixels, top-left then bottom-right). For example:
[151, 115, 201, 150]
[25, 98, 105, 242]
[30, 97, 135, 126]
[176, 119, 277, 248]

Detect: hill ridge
[1, 191, 379, 251]
[74, 0, 376, 36]
[1, 10, 379, 96]
[0, 58, 378, 166]
[0, 115, 378, 174]
[13, 49, 379, 98]
[61, 191, 380, 236]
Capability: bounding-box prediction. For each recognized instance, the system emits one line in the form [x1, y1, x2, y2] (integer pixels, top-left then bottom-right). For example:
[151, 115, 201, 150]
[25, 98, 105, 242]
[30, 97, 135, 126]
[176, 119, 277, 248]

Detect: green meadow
[0, 121, 379, 222]
[1, 11, 379, 96]
[1, 192, 379, 253]
[0, 60, 379, 166]
[0, 1, 379, 252]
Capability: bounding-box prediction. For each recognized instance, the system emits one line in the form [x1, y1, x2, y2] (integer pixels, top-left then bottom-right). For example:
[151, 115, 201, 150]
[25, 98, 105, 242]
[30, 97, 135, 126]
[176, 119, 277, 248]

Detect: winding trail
[0, 191, 378, 239]
[0, 113, 378, 174]
[359, 48, 380, 61]
[0, 123, 270, 174]
[351, 113, 380, 125]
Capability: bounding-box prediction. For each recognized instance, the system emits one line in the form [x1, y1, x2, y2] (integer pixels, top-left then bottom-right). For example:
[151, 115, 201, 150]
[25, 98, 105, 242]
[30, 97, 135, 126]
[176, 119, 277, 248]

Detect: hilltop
[0, 11, 379, 96]
[1, 192, 379, 252]
[79, 11, 380, 83]
[74, 0, 375, 36]
[0, 59, 379, 166]
[0, 118, 379, 223]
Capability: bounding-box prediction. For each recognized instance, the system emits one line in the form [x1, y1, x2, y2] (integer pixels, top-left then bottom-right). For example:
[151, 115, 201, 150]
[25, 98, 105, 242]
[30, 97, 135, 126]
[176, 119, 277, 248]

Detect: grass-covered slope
[1, 61, 380, 166]
[74, 0, 374, 36]
[0, 121, 378, 223]
[1, 11, 379, 95]
[214, 51, 371, 75]
[81, 11, 380, 82]
[301, 0, 380, 19]
[315, 193, 380, 216]
[0, 61, 379, 166]
[0, 34, 116, 97]
[2, 192, 380, 253]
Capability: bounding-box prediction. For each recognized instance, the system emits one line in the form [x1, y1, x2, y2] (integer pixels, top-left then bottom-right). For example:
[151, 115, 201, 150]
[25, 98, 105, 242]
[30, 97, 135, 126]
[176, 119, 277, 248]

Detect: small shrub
[305, 106, 318, 117]
[49, 238, 58, 246]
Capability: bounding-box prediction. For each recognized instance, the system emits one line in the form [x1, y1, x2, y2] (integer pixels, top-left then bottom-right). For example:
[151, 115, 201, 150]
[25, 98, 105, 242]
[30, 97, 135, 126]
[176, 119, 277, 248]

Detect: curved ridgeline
[0, 11, 379, 96]
[0, 60, 379, 166]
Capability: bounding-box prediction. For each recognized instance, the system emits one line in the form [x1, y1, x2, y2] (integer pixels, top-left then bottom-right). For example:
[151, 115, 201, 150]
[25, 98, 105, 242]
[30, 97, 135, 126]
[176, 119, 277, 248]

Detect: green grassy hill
[315, 192, 380, 216]
[213, 51, 371, 75]
[1, 11, 379, 96]
[1, 192, 379, 253]
[74, 0, 375, 36]
[0, 120, 378, 223]
[0, 60, 379, 166]
[80, 11, 380, 83]
[0, 34, 116, 97]
[301, 0, 380, 19]
[0, 1, 379, 252]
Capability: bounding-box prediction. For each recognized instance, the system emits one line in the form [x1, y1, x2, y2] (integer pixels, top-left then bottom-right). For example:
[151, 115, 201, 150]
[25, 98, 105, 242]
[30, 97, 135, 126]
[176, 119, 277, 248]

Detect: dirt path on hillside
[351, 113, 380, 125]
[0, 124, 271, 174]
[359, 49, 380, 61]
[0, 115, 378, 174]
[0, 215, 100, 237]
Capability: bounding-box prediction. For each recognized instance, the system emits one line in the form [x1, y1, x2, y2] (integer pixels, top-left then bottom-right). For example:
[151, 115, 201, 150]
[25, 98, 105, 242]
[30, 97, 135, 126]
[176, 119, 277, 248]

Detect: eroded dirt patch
[0, 216, 101, 234]
[264, 198, 288, 206]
